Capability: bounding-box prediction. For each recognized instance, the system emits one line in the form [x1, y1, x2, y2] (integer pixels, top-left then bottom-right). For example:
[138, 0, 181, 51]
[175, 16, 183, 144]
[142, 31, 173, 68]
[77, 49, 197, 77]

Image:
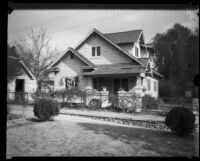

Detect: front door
[15, 79, 25, 102]
[113, 79, 120, 95]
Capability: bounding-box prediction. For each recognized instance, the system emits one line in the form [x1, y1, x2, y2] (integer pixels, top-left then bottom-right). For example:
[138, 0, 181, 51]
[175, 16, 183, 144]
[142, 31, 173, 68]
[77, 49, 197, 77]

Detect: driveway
[7, 105, 194, 157]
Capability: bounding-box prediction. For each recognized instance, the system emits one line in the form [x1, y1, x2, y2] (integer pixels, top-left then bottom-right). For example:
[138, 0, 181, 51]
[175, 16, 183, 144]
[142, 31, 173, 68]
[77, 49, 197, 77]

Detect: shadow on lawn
[78, 122, 194, 157]
[26, 118, 45, 122]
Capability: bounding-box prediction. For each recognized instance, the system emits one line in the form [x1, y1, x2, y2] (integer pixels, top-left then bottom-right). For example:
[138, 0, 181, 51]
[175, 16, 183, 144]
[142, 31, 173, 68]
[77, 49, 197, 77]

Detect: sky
[8, 9, 199, 52]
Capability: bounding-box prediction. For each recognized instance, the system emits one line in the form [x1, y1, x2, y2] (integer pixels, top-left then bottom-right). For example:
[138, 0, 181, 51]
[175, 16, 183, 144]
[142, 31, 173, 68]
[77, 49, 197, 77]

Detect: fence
[7, 91, 194, 109]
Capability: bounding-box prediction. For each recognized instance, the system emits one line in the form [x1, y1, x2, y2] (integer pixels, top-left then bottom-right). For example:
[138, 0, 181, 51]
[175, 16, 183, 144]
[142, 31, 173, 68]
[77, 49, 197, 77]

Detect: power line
[8, 13, 83, 34]
[8, 11, 131, 45]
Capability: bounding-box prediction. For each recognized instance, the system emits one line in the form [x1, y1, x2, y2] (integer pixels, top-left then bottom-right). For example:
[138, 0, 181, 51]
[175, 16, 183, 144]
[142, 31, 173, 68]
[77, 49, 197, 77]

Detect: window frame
[154, 81, 157, 92]
[135, 47, 139, 57]
[147, 78, 151, 91]
[91, 46, 101, 57]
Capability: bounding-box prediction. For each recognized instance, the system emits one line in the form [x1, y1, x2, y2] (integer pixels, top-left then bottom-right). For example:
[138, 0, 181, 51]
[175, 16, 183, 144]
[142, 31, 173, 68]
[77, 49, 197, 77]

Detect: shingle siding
[77, 34, 133, 65]
[118, 43, 134, 54]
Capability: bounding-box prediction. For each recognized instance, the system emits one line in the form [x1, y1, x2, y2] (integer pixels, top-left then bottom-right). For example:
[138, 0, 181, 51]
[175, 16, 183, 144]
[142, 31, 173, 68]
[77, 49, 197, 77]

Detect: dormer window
[135, 47, 139, 57]
[92, 46, 101, 57]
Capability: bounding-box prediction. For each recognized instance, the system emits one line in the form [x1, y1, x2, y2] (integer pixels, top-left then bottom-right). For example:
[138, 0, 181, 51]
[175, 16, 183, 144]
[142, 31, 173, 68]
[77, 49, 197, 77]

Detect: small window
[135, 47, 139, 57]
[154, 81, 157, 92]
[70, 52, 74, 59]
[97, 46, 101, 56]
[93, 79, 98, 90]
[147, 79, 151, 91]
[122, 79, 128, 92]
[92, 47, 96, 56]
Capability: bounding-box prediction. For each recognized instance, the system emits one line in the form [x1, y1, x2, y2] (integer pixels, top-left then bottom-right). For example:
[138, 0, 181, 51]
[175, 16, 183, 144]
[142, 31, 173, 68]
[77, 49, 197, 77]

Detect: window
[91, 46, 101, 57]
[122, 79, 128, 92]
[97, 46, 101, 56]
[70, 52, 74, 59]
[92, 47, 96, 56]
[135, 47, 139, 57]
[93, 79, 98, 90]
[154, 81, 157, 92]
[147, 78, 151, 91]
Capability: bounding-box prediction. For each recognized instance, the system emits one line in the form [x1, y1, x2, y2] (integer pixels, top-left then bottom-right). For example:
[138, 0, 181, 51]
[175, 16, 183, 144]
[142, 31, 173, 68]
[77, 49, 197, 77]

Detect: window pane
[154, 81, 157, 91]
[147, 79, 151, 91]
[122, 79, 128, 92]
[97, 46, 101, 56]
[93, 79, 98, 90]
[135, 47, 138, 57]
[92, 47, 95, 56]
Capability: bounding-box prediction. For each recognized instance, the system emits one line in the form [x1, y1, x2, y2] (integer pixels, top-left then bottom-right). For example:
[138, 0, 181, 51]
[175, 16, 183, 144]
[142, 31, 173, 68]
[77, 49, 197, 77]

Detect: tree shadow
[26, 118, 45, 122]
[78, 122, 194, 156]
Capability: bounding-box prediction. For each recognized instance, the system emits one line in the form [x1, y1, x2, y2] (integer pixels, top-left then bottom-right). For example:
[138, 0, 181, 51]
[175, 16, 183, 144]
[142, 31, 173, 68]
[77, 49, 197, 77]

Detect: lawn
[6, 114, 194, 157]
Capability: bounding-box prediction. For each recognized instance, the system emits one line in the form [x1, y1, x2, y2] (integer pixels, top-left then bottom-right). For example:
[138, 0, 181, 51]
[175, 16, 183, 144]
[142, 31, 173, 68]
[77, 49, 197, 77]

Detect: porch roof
[82, 67, 145, 76]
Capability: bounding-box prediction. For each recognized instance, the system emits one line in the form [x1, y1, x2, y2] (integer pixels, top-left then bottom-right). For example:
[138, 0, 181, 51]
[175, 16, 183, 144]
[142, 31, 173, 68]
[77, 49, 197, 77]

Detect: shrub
[89, 99, 101, 109]
[33, 97, 60, 121]
[142, 94, 158, 109]
[165, 107, 195, 136]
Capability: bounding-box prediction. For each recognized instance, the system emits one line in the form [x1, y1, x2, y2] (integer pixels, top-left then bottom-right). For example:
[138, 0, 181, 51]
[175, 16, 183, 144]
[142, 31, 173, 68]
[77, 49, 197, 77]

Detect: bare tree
[14, 27, 58, 91]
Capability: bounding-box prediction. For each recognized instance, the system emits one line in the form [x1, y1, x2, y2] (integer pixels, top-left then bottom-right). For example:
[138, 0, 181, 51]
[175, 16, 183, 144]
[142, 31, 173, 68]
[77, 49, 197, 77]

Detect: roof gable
[19, 61, 36, 80]
[49, 47, 96, 68]
[75, 28, 144, 66]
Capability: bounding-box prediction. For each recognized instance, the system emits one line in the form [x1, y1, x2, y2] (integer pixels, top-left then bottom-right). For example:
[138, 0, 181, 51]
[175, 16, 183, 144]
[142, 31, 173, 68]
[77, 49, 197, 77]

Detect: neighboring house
[7, 47, 37, 102]
[47, 28, 163, 98]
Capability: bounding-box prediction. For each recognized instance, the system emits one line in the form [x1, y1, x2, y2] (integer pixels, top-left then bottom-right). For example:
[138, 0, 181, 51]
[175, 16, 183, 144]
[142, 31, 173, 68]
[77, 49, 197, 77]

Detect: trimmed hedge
[165, 107, 195, 136]
[142, 94, 158, 109]
[33, 97, 60, 121]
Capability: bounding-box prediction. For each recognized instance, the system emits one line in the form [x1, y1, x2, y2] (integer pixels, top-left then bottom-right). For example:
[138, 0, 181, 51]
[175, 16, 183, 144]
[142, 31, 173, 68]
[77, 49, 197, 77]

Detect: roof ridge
[103, 29, 142, 35]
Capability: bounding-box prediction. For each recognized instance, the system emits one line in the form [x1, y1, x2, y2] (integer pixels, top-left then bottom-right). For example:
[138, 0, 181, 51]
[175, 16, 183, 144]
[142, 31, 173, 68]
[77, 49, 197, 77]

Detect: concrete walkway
[9, 105, 165, 122]
[60, 108, 166, 121]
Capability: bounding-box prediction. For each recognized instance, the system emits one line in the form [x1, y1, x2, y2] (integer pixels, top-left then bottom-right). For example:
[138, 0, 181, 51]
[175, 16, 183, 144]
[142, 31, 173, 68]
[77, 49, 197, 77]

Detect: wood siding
[77, 33, 134, 65]
[54, 54, 88, 90]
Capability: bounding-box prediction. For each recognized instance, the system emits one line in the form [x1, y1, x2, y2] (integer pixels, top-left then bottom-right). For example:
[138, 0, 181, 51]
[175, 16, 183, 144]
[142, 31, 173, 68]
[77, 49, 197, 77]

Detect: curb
[59, 112, 170, 132]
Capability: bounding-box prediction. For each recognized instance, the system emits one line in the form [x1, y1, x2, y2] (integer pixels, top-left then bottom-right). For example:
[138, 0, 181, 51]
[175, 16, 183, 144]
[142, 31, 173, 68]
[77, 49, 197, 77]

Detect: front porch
[86, 75, 144, 96]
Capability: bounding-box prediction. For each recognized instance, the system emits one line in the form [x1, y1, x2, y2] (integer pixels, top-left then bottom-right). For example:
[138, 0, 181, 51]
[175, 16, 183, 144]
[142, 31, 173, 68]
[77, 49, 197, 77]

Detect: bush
[33, 97, 60, 121]
[142, 94, 158, 109]
[165, 107, 195, 136]
[89, 99, 101, 109]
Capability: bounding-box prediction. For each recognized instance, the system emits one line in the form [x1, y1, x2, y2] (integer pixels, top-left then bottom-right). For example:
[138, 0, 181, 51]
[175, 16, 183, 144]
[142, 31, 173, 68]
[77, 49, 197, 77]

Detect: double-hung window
[92, 46, 101, 57]
[147, 78, 151, 91]
[154, 81, 157, 92]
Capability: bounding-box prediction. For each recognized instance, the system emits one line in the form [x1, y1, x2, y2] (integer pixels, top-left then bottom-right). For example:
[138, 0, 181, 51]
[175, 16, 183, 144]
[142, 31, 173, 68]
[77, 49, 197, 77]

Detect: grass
[78, 122, 194, 157]
[7, 113, 23, 120]
[7, 114, 194, 157]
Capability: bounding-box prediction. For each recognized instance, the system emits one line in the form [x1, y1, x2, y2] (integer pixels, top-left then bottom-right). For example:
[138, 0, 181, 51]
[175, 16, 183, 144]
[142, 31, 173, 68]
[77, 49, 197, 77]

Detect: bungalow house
[7, 47, 37, 103]
[47, 28, 163, 99]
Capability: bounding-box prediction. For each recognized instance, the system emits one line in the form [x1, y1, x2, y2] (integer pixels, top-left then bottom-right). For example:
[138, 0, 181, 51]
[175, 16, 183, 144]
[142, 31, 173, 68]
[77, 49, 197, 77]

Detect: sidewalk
[9, 104, 165, 122]
[60, 108, 166, 122]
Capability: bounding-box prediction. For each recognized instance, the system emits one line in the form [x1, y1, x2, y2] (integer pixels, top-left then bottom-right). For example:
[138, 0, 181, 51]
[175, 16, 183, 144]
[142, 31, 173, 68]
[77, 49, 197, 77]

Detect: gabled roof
[82, 67, 145, 76]
[96, 63, 142, 69]
[103, 29, 143, 44]
[138, 58, 149, 69]
[8, 46, 20, 60]
[74, 28, 144, 66]
[82, 63, 145, 76]
[19, 61, 36, 80]
[48, 47, 96, 69]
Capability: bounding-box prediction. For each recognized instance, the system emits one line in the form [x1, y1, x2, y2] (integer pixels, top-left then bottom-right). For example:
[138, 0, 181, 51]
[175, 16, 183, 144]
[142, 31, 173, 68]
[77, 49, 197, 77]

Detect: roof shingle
[103, 30, 142, 44]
